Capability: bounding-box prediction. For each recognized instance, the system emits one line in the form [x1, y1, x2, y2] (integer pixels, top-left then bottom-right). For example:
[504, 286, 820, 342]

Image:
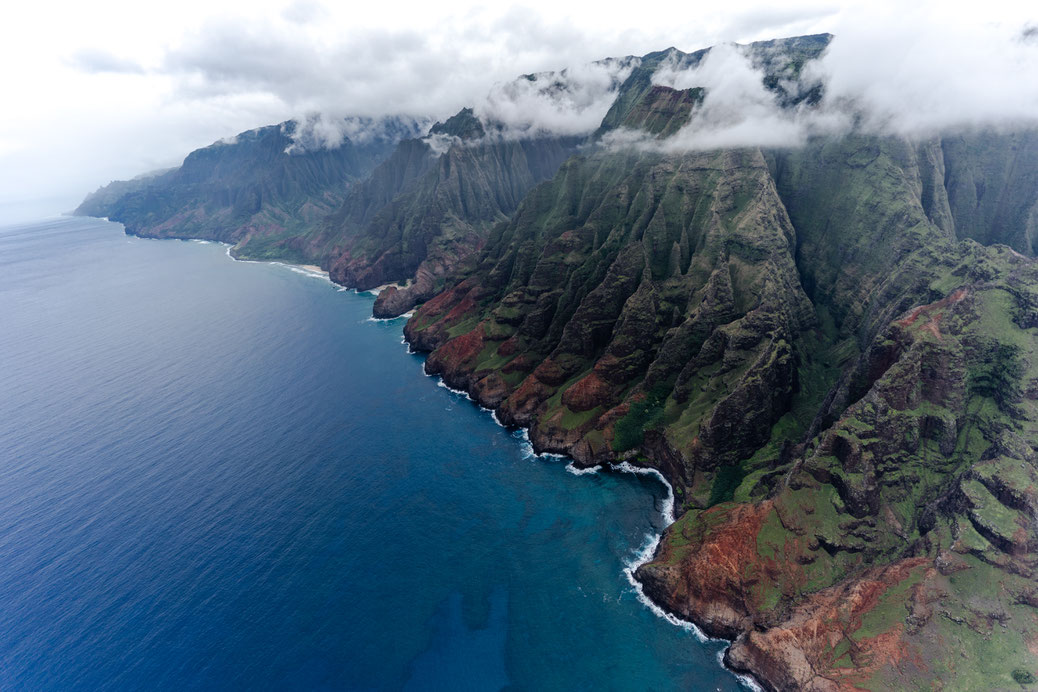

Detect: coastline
[117, 218, 770, 692]
[412, 336, 768, 692]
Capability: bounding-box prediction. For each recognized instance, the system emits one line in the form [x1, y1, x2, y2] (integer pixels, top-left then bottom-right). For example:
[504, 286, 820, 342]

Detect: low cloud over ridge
[4, 0, 1037, 217]
[609, 8, 1038, 154]
[475, 57, 640, 138]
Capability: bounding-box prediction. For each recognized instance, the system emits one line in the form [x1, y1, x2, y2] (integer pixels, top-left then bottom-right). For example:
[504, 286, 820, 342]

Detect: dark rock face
[75, 168, 176, 218]
[328, 131, 581, 315]
[618, 85, 703, 136]
[406, 143, 817, 482]
[74, 119, 423, 264]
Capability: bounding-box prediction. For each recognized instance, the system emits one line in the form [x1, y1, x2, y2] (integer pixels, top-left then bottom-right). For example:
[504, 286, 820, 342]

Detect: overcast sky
[0, 0, 1034, 222]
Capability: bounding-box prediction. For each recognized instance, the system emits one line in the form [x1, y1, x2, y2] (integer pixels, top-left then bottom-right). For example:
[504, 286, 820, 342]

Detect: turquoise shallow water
[0, 216, 744, 690]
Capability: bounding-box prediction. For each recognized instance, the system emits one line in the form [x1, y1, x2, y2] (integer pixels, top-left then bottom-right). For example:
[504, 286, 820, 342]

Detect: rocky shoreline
[169, 220, 774, 688]
[402, 319, 780, 691]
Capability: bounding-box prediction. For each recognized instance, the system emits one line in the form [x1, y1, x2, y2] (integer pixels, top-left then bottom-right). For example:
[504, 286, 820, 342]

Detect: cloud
[155, 10, 647, 133]
[280, 0, 328, 25]
[607, 9, 1038, 156]
[475, 57, 640, 138]
[421, 132, 457, 156]
[6, 0, 1038, 217]
[282, 113, 431, 153]
[811, 8, 1038, 135]
[660, 41, 845, 150]
[67, 49, 145, 75]
[153, 10, 648, 149]
[715, 5, 840, 42]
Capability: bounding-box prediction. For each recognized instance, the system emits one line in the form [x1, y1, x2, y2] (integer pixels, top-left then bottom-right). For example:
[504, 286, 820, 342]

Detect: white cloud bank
[601, 5, 1038, 157]
[1, 0, 1036, 219]
[816, 10, 1038, 134]
[605, 6, 1038, 155]
[647, 42, 830, 151]
[281, 114, 432, 154]
[476, 57, 640, 138]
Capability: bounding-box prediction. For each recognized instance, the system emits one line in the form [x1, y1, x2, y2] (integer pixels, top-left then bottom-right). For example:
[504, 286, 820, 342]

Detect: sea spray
[218, 243, 335, 285]
[435, 377, 475, 402]
[284, 266, 329, 281]
[423, 360, 709, 634]
[620, 530, 708, 638]
[611, 467, 763, 691]
[612, 461, 676, 525]
[717, 651, 765, 692]
[513, 428, 566, 463]
[565, 463, 602, 476]
[610, 461, 713, 641]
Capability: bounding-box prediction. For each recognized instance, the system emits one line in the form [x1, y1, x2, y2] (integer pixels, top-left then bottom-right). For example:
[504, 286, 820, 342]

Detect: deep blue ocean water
[0, 216, 744, 691]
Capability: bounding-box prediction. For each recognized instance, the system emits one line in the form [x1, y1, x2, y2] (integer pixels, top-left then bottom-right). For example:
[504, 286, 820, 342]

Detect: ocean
[0, 216, 744, 690]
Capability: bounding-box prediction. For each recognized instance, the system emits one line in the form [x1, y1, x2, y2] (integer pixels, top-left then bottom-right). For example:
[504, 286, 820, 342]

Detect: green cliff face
[75, 168, 176, 218]
[326, 109, 582, 317]
[74, 119, 423, 263]
[78, 110, 582, 318]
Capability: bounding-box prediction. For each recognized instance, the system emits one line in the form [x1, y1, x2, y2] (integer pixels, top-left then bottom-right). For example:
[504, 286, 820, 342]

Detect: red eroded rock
[639, 501, 777, 639]
[435, 324, 484, 366]
[726, 558, 932, 691]
[498, 336, 519, 357]
[531, 358, 568, 387]
[561, 372, 611, 412]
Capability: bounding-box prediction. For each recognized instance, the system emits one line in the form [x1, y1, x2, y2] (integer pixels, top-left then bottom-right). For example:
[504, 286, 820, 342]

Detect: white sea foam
[421, 364, 509, 428]
[716, 650, 765, 691]
[509, 432, 679, 629]
[565, 463, 602, 476]
[366, 313, 409, 323]
[512, 428, 566, 462]
[620, 530, 709, 639]
[613, 461, 676, 525]
[611, 462, 764, 689]
[399, 335, 417, 355]
[436, 378, 474, 401]
[217, 245, 335, 285]
[285, 266, 329, 281]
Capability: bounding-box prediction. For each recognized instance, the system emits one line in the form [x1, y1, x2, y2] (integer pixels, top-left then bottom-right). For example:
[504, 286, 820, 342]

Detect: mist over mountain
[75, 30, 1038, 690]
